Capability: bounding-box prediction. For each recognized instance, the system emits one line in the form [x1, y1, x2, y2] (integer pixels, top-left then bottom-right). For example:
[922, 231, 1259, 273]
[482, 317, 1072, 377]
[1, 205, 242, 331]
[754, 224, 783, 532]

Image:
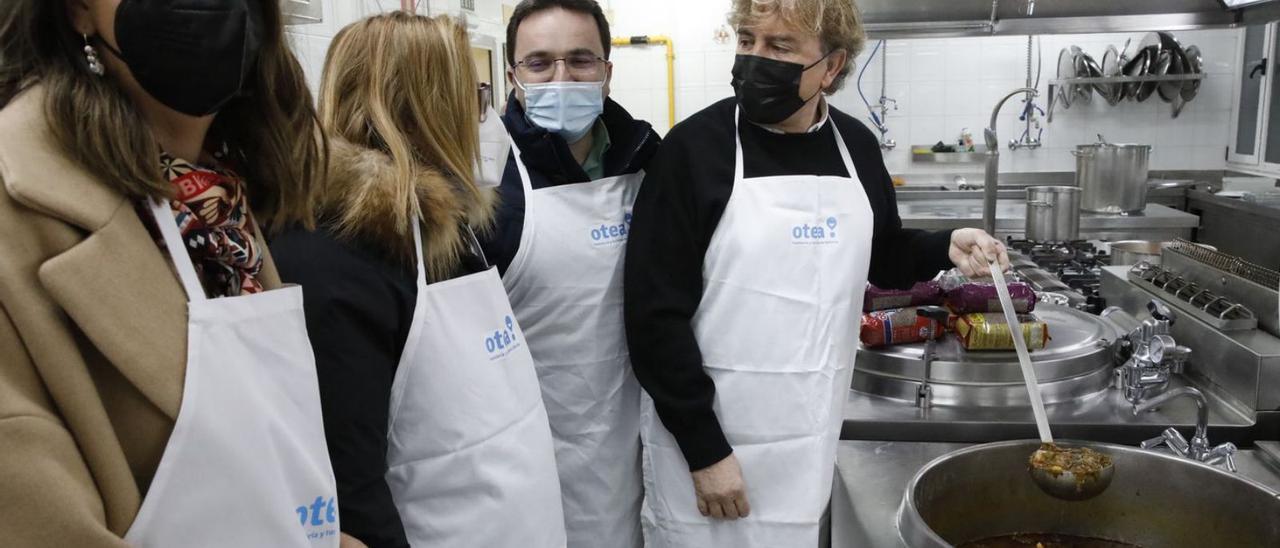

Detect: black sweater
[623, 98, 955, 471]
[271, 227, 416, 548]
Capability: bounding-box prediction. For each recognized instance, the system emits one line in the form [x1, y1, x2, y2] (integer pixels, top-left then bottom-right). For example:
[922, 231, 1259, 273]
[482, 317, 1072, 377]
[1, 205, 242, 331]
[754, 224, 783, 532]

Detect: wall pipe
[611, 35, 677, 129]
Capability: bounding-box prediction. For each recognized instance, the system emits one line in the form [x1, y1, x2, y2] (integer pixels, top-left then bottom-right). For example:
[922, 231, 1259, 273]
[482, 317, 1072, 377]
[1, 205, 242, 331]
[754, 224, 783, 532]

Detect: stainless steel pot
[1025, 186, 1081, 243]
[1109, 240, 1167, 266]
[1073, 135, 1152, 214]
[897, 440, 1280, 548]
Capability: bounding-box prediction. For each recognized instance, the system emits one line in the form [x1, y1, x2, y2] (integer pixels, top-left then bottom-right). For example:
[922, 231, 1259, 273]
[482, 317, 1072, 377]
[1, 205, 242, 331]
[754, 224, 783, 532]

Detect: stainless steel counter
[830, 440, 1280, 548]
[842, 375, 1260, 446]
[896, 199, 1200, 241]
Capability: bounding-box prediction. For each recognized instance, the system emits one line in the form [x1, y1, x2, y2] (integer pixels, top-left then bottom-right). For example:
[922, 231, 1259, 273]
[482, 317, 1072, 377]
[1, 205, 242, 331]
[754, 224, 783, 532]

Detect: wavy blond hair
[729, 0, 867, 92]
[318, 12, 480, 239]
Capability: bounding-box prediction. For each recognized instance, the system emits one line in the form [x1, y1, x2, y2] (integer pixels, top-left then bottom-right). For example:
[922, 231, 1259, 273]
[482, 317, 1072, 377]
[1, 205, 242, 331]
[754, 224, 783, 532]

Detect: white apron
[125, 200, 339, 547]
[639, 109, 874, 547]
[502, 139, 646, 548]
[385, 221, 566, 548]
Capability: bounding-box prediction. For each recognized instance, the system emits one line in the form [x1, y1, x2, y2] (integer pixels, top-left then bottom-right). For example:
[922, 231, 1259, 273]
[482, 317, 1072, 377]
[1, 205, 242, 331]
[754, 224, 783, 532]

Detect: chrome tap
[984, 87, 1039, 235]
[1134, 386, 1238, 472]
[1116, 300, 1191, 405]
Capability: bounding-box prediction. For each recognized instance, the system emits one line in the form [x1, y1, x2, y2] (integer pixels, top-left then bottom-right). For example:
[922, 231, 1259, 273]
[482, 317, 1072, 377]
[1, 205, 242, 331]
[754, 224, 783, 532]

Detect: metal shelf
[1047, 73, 1207, 122]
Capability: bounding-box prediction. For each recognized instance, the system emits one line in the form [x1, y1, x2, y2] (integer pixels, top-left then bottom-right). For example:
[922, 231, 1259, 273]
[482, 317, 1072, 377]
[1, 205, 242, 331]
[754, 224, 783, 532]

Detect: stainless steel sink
[897, 440, 1280, 548]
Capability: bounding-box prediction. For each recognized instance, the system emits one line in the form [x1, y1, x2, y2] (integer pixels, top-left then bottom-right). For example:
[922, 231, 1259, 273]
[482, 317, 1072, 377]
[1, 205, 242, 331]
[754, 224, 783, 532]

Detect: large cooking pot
[1024, 186, 1080, 243]
[897, 440, 1280, 548]
[1073, 136, 1152, 214]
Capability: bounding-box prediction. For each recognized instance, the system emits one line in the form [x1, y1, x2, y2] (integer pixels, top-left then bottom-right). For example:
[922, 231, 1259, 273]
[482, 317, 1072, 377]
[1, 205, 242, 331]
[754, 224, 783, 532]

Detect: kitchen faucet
[984, 87, 1039, 234]
[1133, 386, 1238, 472]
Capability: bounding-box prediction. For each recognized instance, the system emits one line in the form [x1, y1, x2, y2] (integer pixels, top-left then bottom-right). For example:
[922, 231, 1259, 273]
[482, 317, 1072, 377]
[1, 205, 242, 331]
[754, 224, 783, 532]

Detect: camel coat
[0, 85, 284, 546]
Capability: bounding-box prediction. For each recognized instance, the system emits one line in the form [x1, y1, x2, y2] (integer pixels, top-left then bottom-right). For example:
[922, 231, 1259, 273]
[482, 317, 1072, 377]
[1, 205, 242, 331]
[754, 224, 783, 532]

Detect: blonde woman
[0, 1, 337, 546]
[271, 13, 566, 548]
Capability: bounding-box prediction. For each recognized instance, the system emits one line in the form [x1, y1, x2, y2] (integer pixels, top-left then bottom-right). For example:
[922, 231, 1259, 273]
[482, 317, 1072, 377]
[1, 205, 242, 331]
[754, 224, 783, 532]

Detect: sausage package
[946, 282, 1037, 314]
[860, 307, 946, 348]
[954, 312, 1050, 351]
[863, 281, 945, 312]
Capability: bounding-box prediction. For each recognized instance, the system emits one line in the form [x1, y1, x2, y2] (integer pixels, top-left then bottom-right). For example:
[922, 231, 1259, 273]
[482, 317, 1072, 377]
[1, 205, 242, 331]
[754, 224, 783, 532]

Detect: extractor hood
[860, 0, 1241, 39]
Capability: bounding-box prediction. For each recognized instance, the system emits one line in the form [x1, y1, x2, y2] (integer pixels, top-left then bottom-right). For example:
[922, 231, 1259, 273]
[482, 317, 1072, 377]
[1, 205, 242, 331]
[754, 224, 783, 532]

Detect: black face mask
[99, 0, 264, 116]
[730, 52, 833, 125]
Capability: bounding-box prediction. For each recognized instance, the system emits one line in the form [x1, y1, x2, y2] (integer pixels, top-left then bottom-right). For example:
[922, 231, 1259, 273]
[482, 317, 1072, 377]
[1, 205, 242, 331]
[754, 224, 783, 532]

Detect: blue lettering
[609, 225, 620, 237]
[486, 337, 497, 353]
[619, 223, 628, 236]
[297, 506, 308, 526]
[812, 227, 825, 238]
[793, 226, 803, 239]
[591, 228, 602, 241]
[309, 497, 327, 526]
[326, 497, 337, 524]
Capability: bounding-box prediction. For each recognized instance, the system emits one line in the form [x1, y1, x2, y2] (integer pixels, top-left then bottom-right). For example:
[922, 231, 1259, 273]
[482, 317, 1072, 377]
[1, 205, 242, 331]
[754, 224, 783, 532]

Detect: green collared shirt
[580, 119, 612, 180]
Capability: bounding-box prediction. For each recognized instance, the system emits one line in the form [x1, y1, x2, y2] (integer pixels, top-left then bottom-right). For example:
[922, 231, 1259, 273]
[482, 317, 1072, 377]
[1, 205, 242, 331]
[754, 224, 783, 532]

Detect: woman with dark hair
[0, 1, 336, 546]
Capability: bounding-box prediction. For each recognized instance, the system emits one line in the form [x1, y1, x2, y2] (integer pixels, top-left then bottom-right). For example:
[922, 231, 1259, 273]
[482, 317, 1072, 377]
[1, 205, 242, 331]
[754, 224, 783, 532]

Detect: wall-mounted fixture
[612, 35, 677, 129]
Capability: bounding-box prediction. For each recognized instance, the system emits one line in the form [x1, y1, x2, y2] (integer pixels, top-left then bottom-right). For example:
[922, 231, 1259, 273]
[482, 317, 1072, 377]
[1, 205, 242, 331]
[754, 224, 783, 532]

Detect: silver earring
[83, 34, 104, 76]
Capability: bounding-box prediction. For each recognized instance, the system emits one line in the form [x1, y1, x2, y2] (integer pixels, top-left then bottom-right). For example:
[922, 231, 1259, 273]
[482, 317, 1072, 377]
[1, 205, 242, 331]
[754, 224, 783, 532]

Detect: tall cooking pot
[1024, 186, 1081, 243]
[1073, 135, 1152, 214]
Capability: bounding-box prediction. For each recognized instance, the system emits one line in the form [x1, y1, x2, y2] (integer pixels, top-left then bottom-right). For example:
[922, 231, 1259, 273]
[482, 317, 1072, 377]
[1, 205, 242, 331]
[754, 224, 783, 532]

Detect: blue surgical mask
[517, 79, 605, 143]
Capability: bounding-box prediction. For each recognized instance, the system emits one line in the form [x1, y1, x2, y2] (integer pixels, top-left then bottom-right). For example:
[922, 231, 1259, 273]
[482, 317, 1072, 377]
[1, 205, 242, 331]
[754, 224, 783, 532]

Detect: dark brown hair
[505, 0, 611, 64]
[0, 0, 325, 227]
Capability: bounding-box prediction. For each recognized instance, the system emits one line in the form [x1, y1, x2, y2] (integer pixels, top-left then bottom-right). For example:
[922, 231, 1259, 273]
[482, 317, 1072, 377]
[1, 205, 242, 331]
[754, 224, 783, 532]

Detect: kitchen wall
[284, 0, 1241, 176]
[602, 0, 1241, 175]
[286, 0, 509, 99]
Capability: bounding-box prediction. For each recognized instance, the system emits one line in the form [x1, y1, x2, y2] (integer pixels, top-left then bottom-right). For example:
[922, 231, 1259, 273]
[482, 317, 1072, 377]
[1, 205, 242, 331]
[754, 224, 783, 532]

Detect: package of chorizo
[863, 281, 945, 312]
[860, 307, 946, 348]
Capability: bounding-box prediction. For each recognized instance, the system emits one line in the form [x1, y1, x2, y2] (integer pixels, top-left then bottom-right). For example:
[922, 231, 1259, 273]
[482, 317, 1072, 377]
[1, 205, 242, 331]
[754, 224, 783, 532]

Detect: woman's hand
[948, 228, 1010, 278]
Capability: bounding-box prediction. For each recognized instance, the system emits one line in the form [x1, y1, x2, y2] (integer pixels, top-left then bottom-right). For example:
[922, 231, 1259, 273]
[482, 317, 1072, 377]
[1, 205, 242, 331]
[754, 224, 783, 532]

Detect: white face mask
[516, 78, 605, 143]
[475, 105, 510, 189]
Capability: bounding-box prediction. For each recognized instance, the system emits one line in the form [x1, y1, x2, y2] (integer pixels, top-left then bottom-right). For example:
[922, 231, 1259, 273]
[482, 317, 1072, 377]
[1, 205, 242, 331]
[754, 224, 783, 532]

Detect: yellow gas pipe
[611, 35, 676, 129]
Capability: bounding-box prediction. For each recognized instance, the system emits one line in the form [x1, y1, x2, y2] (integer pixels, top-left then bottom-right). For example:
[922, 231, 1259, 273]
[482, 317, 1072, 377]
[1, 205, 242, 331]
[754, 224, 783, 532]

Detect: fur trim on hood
[319, 138, 496, 281]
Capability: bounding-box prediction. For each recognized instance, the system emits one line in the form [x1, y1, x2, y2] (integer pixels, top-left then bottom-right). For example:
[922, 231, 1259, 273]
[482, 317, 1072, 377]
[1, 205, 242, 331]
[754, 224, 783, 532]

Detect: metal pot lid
[1101, 45, 1123, 106]
[1056, 47, 1076, 109]
[855, 304, 1117, 384]
[1182, 45, 1204, 102]
[1122, 48, 1150, 99]
[1157, 32, 1189, 103]
[1138, 51, 1171, 102]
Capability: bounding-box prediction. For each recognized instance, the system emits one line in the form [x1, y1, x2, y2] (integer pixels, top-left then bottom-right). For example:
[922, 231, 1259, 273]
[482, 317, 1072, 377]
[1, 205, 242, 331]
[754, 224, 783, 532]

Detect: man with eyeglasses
[478, 1, 660, 548]
[624, 0, 1009, 546]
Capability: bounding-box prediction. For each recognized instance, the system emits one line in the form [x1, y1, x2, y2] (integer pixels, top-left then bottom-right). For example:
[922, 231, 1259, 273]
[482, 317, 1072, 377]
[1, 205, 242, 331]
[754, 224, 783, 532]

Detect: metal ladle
[990, 260, 1115, 501]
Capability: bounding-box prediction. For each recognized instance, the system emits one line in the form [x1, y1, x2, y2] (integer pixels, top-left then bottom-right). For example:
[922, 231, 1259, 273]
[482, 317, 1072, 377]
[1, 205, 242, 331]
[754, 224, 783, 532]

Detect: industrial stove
[1007, 239, 1109, 314]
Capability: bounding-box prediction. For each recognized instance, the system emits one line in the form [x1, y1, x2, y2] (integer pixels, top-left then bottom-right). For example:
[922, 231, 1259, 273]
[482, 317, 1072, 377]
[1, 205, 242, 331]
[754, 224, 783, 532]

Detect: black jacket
[478, 93, 661, 274]
[623, 98, 955, 471]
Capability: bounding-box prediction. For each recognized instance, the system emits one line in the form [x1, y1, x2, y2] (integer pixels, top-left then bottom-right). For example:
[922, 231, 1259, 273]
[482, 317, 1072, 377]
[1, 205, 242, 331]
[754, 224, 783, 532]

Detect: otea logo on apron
[484, 315, 523, 360]
[296, 495, 338, 540]
[791, 216, 840, 245]
[589, 212, 632, 247]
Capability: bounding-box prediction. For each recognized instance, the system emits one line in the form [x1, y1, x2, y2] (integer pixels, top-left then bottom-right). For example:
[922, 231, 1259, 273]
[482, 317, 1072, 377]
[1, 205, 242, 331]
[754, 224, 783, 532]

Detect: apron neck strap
[508, 137, 536, 194]
[148, 198, 209, 302]
[410, 218, 428, 289]
[732, 103, 859, 181]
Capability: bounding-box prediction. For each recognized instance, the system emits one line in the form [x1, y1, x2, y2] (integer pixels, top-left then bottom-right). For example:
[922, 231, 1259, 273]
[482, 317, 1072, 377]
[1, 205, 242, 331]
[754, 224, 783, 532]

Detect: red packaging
[860, 307, 946, 348]
[863, 281, 945, 312]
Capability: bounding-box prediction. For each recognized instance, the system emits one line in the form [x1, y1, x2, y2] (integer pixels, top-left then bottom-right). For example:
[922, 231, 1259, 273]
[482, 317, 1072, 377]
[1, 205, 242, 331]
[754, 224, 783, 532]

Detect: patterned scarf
[154, 150, 264, 297]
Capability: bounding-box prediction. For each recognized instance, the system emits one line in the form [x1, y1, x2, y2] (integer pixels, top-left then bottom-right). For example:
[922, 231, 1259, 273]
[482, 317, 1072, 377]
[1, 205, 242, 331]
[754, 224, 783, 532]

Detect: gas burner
[1006, 238, 1108, 314]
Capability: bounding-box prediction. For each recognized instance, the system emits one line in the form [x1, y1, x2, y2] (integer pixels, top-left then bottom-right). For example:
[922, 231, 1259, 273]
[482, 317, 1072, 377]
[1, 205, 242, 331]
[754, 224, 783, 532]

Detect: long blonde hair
[319, 12, 481, 237]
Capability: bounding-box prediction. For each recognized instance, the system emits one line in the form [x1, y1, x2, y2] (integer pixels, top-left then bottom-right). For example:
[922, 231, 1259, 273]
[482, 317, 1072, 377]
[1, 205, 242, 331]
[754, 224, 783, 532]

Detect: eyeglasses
[513, 53, 608, 82]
